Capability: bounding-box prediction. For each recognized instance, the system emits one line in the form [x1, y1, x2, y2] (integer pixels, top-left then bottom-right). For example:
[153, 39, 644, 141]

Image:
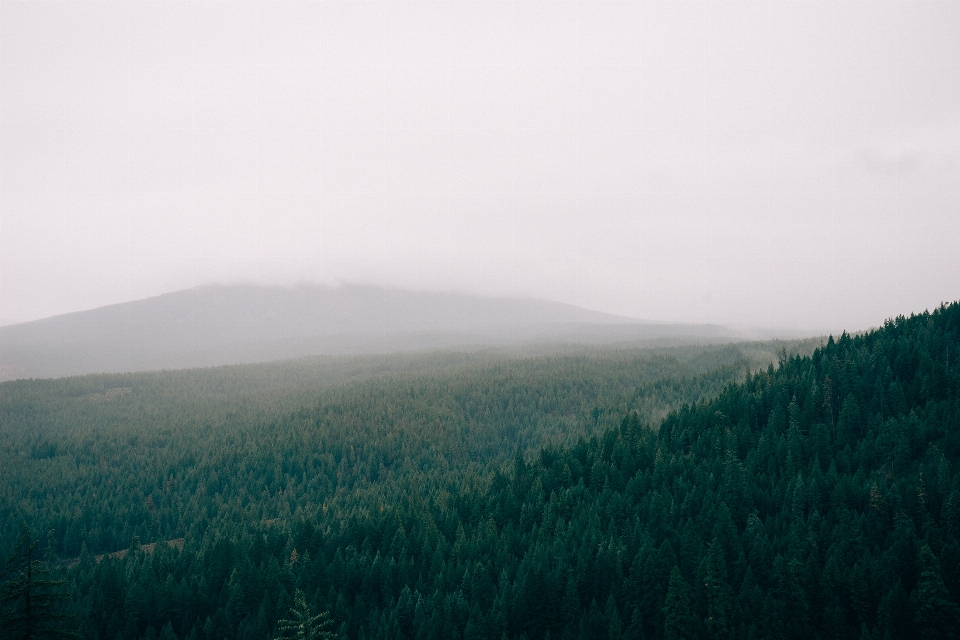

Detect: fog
[2, 1, 958, 332]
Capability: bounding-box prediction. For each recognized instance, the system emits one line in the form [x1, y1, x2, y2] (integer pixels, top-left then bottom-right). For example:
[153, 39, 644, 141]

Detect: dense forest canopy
[2, 304, 959, 639]
[2, 342, 797, 561]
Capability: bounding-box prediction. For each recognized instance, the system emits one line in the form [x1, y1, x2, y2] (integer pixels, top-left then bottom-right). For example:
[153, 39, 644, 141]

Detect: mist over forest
[0, 284, 768, 382]
[3, 295, 959, 639]
[3, 1, 960, 639]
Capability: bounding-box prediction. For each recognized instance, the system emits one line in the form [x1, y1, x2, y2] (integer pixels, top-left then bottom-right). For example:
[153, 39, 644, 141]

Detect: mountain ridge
[0, 283, 741, 380]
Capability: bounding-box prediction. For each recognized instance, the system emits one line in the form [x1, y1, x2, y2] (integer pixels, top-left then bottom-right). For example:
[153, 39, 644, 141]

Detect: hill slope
[17, 303, 960, 640]
[0, 284, 739, 380]
[2, 303, 956, 639]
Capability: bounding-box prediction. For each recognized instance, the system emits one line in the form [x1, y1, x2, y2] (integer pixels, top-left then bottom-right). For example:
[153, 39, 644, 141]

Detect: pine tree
[775, 556, 811, 640]
[663, 567, 694, 640]
[605, 593, 622, 640]
[700, 538, 731, 638]
[0, 524, 79, 640]
[225, 568, 248, 630]
[562, 572, 581, 629]
[159, 622, 177, 640]
[915, 544, 960, 640]
[276, 589, 337, 640]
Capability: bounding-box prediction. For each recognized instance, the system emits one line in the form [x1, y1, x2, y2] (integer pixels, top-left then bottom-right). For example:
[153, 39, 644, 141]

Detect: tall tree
[915, 544, 960, 640]
[663, 567, 694, 640]
[0, 524, 78, 640]
[276, 589, 337, 640]
[700, 539, 731, 639]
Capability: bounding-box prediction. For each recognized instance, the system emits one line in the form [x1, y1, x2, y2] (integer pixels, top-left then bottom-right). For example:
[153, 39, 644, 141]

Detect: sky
[1, 1, 958, 332]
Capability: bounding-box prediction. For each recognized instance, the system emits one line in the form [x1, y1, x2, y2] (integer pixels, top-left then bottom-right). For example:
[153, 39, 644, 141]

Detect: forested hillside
[1, 342, 792, 561]
[2, 304, 959, 639]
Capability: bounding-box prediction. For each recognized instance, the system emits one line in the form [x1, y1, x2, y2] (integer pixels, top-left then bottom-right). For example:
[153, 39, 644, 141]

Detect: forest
[1, 305, 958, 639]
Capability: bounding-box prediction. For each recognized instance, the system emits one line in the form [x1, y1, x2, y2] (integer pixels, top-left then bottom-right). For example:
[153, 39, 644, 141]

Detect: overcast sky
[1, 1, 958, 332]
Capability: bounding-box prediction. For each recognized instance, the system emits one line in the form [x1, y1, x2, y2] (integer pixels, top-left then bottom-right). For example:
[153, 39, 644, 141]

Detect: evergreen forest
[2, 304, 959, 640]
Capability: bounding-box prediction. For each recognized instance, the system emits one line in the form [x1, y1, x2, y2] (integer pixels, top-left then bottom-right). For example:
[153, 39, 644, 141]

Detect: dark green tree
[0, 525, 78, 640]
[700, 539, 731, 638]
[915, 544, 960, 640]
[276, 589, 337, 640]
[663, 566, 694, 640]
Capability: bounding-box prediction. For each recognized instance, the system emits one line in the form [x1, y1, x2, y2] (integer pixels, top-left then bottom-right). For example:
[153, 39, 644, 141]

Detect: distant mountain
[0, 284, 742, 380]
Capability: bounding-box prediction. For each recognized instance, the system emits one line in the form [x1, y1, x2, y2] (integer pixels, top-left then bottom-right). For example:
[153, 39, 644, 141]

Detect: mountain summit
[0, 284, 735, 380]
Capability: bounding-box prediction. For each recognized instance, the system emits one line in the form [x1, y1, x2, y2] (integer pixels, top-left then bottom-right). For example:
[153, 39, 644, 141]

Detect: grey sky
[1, 1, 958, 331]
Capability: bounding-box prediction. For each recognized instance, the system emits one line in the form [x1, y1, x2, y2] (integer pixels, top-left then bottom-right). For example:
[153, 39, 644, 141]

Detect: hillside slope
[1, 304, 956, 639]
[0, 284, 739, 380]
[0, 340, 800, 560]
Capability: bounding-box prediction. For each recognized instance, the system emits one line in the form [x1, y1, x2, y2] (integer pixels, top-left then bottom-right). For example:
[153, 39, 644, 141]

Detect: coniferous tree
[915, 544, 960, 639]
[700, 539, 731, 639]
[276, 589, 336, 640]
[0, 525, 79, 640]
[663, 567, 694, 640]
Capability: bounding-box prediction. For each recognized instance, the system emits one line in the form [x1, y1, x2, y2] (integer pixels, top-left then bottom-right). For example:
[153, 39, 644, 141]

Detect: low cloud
[850, 118, 960, 176]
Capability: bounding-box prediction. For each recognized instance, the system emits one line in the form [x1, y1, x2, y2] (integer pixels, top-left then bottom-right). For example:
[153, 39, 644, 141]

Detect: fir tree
[700, 539, 731, 638]
[663, 567, 694, 640]
[0, 524, 79, 640]
[276, 589, 337, 640]
[915, 544, 960, 640]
